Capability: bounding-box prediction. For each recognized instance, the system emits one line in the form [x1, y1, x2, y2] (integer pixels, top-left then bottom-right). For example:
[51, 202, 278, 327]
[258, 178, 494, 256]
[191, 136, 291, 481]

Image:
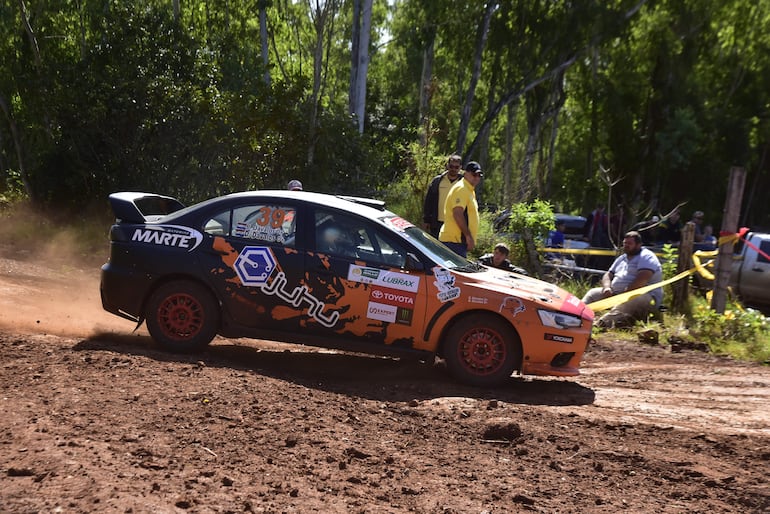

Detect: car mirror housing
[405, 253, 424, 271]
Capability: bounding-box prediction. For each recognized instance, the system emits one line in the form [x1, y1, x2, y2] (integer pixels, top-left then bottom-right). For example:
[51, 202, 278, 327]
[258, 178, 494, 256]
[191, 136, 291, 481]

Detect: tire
[145, 280, 220, 352]
[443, 314, 522, 387]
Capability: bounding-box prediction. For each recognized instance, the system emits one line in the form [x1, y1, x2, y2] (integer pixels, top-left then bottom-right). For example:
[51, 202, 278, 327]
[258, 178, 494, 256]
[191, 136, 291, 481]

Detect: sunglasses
[469, 171, 484, 177]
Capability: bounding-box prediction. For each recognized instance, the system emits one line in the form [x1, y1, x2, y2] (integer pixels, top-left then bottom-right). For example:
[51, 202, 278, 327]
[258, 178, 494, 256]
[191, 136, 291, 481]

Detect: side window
[203, 205, 296, 247]
[759, 241, 770, 264]
[314, 209, 407, 268]
[315, 211, 359, 259]
[372, 231, 407, 268]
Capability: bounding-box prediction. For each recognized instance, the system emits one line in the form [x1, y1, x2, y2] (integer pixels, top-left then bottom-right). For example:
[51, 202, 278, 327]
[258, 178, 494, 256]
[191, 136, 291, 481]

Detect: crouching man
[582, 231, 662, 329]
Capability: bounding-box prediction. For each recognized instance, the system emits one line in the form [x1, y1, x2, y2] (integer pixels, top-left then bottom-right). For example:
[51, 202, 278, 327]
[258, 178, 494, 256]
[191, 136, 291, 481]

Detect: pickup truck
[728, 232, 770, 308]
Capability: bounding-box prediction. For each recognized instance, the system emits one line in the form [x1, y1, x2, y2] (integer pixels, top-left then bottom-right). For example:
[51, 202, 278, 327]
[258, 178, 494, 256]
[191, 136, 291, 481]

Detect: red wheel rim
[456, 326, 507, 377]
[156, 293, 204, 341]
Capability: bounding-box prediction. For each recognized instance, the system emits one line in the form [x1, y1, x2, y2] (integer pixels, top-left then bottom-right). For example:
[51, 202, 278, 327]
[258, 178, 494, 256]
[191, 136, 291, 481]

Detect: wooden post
[711, 167, 747, 313]
[672, 222, 694, 313]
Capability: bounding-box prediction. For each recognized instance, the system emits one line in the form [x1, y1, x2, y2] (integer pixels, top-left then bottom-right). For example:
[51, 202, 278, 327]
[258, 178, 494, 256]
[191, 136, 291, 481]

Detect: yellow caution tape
[547, 228, 754, 313]
[537, 247, 618, 256]
[586, 268, 697, 312]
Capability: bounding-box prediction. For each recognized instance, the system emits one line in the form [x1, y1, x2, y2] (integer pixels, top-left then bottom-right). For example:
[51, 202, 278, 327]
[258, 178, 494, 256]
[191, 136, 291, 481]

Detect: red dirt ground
[0, 245, 768, 513]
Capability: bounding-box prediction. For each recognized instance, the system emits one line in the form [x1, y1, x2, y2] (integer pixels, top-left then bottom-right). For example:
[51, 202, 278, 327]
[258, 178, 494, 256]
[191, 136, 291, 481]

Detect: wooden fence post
[672, 222, 694, 313]
[711, 167, 746, 313]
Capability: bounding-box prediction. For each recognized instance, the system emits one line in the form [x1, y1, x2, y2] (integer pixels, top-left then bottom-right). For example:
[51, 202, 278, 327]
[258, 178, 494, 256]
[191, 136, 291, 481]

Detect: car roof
[168, 190, 393, 221]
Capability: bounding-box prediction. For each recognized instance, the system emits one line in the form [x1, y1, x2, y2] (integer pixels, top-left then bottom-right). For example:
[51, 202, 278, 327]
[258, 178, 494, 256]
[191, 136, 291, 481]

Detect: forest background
[2, 0, 769, 235]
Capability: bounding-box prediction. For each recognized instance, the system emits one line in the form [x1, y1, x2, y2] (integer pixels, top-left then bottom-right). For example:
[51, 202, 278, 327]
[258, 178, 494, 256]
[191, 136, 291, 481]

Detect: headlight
[537, 309, 582, 329]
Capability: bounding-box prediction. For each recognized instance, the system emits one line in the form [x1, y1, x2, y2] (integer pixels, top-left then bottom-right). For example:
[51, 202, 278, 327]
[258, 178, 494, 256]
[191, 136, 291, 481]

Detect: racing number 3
[254, 207, 286, 229]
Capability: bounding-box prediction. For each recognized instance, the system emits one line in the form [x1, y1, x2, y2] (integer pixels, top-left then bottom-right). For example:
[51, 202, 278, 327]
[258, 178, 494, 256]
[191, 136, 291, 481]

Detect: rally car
[100, 190, 594, 387]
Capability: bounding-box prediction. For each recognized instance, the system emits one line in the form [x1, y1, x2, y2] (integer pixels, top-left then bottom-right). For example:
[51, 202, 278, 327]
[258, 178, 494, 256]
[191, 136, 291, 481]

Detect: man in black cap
[438, 161, 483, 258]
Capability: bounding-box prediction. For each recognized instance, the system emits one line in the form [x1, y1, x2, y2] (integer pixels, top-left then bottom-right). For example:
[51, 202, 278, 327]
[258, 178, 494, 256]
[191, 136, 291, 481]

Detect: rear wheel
[443, 314, 521, 387]
[145, 280, 219, 352]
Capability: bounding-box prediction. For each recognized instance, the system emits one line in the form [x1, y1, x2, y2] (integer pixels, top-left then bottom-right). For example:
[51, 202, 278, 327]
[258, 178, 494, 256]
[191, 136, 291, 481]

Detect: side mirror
[405, 252, 424, 271]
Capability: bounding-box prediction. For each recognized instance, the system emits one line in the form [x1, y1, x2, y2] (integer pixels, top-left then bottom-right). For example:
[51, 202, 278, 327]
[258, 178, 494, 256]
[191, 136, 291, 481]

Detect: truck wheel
[443, 315, 521, 387]
[146, 280, 219, 352]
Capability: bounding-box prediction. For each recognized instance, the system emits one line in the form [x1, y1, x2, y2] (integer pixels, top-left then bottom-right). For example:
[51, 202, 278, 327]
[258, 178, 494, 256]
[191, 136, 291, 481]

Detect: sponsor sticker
[369, 286, 416, 308]
[367, 302, 398, 323]
[499, 297, 526, 317]
[131, 225, 203, 252]
[395, 307, 413, 325]
[544, 333, 574, 344]
[234, 222, 285, 243]
[467, 296, 488, 305]
[432, 267, 461, 303]
[233, 246, 339, 328]
[348, 265, 420, 292]
[385, 216, 414, 231]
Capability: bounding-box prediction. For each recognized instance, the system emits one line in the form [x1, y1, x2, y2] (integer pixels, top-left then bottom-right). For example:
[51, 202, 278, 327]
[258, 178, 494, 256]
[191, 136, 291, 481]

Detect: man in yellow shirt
[422, 154, 463, 238]
[438, 161, 483, 258]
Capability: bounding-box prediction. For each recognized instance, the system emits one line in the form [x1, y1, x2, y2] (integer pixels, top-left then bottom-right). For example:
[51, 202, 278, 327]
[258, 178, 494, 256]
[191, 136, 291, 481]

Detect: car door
[199, 200, 306, 331]
[735, 234, 770, 304]
[303, 208, 429, 350]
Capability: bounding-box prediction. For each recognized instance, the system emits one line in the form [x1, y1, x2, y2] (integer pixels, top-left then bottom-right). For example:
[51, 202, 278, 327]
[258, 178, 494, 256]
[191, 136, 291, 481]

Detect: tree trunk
[672, 222, 694, 313]
[259, 0, 270, 85]
[711, 167, 747, 313]
[348, 0, 360, 115]
[456, 2, 496, 155]
[0, 94, 33, 200]
[353, 0, 372, 134]
[502, 99, 518, 208]
[418, 31, 435, 146]
[306, 0, 340, 166]
[465, 54, 577, 161]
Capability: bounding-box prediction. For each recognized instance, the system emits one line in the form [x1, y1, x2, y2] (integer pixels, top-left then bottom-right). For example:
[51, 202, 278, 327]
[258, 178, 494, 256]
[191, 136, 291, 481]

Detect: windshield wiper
[453, 262, 485, 273]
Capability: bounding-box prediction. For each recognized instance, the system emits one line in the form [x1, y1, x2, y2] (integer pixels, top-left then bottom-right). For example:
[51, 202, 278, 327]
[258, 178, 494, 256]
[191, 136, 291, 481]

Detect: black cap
[465, 161, 482, 173]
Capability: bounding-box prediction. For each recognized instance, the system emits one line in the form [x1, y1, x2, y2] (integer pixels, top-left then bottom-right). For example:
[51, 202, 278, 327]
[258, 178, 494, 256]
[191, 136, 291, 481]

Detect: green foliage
[472, 211, 499, 260]
[492, 199, 555, 270]
[383, 140, 447, 226]
[2, 0, 770, 231]
[658, 244, 678, 305]
[549, 274, 595, 301]
[689, 297, 770, 362]
[603, 294, 770, 365]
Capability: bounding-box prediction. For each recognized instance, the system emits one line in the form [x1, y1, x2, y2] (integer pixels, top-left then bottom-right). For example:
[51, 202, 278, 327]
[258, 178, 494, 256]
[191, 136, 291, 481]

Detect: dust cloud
[0, 204, 141, 337]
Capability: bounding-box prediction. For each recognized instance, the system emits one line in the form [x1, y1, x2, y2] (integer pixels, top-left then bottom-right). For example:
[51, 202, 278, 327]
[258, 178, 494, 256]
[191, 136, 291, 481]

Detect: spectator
[584, 204, 611, 248]
[423, 154, 464, 238]
[287, 179, 303, 191]
[546, 220, 566, 249]
[691, 210, 705, 242]
[703, 225, 717, 247]
[658, 209, 682, 245]
[438, 161, 483, 258]
[582, 231, 663, 329]
[478, 243, 527, 274]
[630, 215, 660, 246]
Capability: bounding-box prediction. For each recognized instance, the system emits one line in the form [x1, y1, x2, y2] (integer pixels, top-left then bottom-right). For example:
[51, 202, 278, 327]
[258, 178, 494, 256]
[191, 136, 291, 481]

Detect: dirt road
[1, 251, 768, 513]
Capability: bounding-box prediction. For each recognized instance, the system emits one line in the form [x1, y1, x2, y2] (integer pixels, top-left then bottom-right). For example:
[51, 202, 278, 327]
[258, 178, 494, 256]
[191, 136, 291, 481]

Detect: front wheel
[443, 314, 522, 387]
[145, 280, 220, 352]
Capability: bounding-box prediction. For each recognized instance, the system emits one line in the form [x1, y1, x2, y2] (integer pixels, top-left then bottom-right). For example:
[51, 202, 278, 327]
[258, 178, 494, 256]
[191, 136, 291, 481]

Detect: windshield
[400, 225, 484, 271]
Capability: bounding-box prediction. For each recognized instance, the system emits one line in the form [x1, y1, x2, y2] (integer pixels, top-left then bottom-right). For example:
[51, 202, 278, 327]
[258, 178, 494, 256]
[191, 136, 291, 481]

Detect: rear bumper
[100, 263, 153, 320]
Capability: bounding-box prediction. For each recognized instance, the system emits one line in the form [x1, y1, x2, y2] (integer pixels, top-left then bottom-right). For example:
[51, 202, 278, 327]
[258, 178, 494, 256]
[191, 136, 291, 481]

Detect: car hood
[455, 267, 594, 321]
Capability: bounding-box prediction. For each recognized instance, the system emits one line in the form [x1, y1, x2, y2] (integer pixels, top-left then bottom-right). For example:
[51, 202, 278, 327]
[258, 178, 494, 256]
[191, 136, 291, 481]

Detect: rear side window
[203, 204, 297, 247]
[759, 241, 770, 264]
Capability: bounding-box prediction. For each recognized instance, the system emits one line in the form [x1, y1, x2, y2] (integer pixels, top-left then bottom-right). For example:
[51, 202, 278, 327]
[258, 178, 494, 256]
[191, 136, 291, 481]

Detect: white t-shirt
[609, 248, 663, 304]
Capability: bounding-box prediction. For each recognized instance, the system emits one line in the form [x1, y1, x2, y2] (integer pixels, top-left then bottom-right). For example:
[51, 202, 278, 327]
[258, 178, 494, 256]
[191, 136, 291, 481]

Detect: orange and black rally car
[101, 191, 594, 387]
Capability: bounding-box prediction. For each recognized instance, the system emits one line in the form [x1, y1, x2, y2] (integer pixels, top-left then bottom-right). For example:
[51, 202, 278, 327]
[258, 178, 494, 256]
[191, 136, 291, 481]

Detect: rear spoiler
[108, 192, 186, 223]
[337, 195, 386, 211]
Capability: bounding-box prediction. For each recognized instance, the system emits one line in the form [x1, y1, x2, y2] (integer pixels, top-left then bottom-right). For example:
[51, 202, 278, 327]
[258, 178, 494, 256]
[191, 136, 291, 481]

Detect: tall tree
[456, 1, 496, 155]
